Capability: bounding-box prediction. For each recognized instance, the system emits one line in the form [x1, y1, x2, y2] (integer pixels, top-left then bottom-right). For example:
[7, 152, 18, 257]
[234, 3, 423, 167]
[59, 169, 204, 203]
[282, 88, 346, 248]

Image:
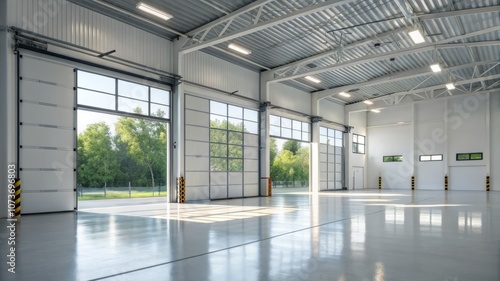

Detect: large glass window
[210, 101, 259, 172]
[77, 70, 170, 119]
[269, 115, 310, 142]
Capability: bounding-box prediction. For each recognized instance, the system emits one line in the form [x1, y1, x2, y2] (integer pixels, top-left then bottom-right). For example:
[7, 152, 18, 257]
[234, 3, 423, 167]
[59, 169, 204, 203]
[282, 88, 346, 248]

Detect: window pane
[335, 130, 343, 139]
[293, 120, 301, 131]
[270, 115, 280, 126]
[320, 135, 328, 144]
[210, 114, 227, 129]
[77, 89, 115, 110]
[293, 130, 301, 140]
[228, 159, 243, 172]
[394, 155, 403, 162]
[302, 122, 310, 132]
[244, 108, 258, 122]
[78, 71, 115, 94]
[228, 105, 243, 119]
[359, 144, 365, 154]
[320, 127, 327, 136]
[328, 129, 335, 137]
[118, 80, 148, 101]
[151, 103, 169, 118]
[353, 135, 358, 143]
[282, 118, 292, 128]
[210, 129, 227, 143]
[244, 121, 258, 135]
[228, 118, 243, 131]
[470, 153, 482, 160]
[151, 88, 169, 105]
[228, 132, 243, 145]
[383, 156, 392, 162]
[210, 158, 227, 171]
[359, 135, 365, 144]
[420, 155, 431, 161]
[353, 143, 358, 153]
[228, 145, 243, 158]
[282, 128, 292, 138]
[270, 125, 280, 136]
[457, 154, 470, 160]
[431, 155, 443, 161]
[328, 137, 335, 145]
[302, 132, 310, 142]
[335, 138, 343, 147]
[118, 97, 148, 114]
[210, 144, 227, 157]
[210, 101, 227, 115]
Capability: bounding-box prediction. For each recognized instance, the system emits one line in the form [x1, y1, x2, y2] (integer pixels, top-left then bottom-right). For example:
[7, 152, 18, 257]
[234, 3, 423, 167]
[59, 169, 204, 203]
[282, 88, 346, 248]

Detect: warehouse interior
[0, 0, 499, 280]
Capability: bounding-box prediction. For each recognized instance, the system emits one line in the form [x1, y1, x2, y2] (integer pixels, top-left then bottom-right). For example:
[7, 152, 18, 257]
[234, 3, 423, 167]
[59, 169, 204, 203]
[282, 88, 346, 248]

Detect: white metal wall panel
[7, 0, 173, 72]
[183, 51, 259, 101]
[19, 53, 76, 214]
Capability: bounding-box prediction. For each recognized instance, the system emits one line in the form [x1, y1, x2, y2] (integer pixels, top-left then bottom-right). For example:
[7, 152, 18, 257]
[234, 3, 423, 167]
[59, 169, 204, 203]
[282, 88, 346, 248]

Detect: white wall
[346, 110, 367, 189]
[364, 93, 494, 191]
[183, 51, 259, 101]
[319, 99, 345, 124]
[269, 83, 311, 115]
[491, 93, 500, 191]
[7, 0, 173, 72]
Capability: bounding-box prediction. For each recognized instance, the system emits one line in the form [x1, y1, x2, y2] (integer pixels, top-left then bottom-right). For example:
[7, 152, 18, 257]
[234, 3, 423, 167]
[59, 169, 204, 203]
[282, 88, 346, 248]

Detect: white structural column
[171, 38, 186, 203]
[310, 95, 320, 193]
[1, 3, 15, 218]
[259, 71, 273, 195]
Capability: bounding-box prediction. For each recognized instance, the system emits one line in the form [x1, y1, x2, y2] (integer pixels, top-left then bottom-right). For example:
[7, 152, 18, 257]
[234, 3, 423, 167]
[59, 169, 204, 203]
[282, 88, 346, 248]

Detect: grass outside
[79, 191, 167, 200]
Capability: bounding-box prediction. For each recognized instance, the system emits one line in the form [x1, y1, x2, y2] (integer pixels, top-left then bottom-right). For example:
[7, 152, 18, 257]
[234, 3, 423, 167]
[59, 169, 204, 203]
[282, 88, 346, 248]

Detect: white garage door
[19, 53, 76, 214]
[319, 126, 344, 191]
[184, 94, 259, 200]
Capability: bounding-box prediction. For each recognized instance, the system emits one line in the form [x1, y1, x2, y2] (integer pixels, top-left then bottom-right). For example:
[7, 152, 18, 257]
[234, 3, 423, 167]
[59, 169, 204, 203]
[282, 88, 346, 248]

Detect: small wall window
[456, 153, 483, 161]
[383, 155, 403, 162]
[420, 154, 443, 162]
[352, 134, 365, 154]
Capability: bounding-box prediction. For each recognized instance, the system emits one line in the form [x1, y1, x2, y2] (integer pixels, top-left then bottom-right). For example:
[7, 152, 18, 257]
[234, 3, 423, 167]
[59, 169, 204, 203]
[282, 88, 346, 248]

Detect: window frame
[383, 155, 403, 162]
[352, 133, 365, 154]
[456, 152, 483, 161]
[419, 154, 443, 162]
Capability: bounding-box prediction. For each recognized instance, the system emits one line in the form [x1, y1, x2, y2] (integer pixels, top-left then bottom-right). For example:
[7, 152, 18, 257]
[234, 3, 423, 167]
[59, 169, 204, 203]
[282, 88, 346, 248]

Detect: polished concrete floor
[1, 190, 499, 281]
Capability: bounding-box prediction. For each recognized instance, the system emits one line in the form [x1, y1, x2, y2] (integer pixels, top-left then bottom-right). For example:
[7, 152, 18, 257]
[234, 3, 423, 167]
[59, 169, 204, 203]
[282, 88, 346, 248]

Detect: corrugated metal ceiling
[67, 0, 500, 104]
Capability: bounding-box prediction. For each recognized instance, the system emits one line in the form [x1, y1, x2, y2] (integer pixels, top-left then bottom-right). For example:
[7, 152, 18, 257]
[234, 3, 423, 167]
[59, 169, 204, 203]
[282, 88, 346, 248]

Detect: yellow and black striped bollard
[486, 175, 490, 191]
[411, 176, 415, 190]
[378, 176, 382, 189]
[178, 177, 186, 203]
[444, 175, 448, 191]
[15, 179, 21, 219]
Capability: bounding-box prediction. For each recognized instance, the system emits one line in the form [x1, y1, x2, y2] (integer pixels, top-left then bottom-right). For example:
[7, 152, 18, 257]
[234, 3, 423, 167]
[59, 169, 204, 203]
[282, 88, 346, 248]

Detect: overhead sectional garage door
[319, 126, 344, 191]
[184, 94, 259, 200]
[19, 53, 76, 214]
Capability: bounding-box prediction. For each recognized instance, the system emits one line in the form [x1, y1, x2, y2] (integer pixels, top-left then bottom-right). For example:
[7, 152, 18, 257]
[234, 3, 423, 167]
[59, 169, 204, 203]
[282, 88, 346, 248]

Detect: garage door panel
[185, 109, 209, 126]
[320, 144, 327, 153]
[229, 172, 243, 185]
[22, 103, 74, 128]
[186, 95, 209, 112]
[244, 134, 259, 147]
[245, 172, 259, 184]
[20, 170, 74, 191]
[185, 156, 209, 171]
[244, 147, 259, 159]
[320, 181, 328, 191]
[22, 57, 74, 86]
[21, 80, 74, 106]
[186, 186, 209, 200]
[450, 166, 485, 191]
[244, 159, 258, 172]
[185, 172, 209, 187]
[228, 185, 243, 198]
[21, 149, 74, 169]
[22, 191, 74, 214]
[21, 126, 74, 149]
[185, 141, 209, 157]
[211, 172, 228, 185]
[210, 186, 227, 199]
[186, 125, 209, 142]
[244, 185, 259, 197]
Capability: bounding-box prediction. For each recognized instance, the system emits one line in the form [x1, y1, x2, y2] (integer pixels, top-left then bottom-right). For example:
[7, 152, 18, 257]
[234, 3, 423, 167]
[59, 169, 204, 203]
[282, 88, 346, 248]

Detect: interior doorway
[353, 166, 364, 190]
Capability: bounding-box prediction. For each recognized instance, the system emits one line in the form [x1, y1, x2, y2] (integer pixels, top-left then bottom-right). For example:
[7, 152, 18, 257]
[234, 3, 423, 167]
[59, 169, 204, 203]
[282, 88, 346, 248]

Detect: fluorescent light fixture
[363, 100, 373, 105]
[228, 43, 252, 55]
[408, 29, 425, 44]
[305, 76, 321, 83]
[136, 2, 173, 20]
[446, 83, 455, 90]
[430, 63, 442, 73]
[339, 92, 351, 97]
[371, 109, 381, 113]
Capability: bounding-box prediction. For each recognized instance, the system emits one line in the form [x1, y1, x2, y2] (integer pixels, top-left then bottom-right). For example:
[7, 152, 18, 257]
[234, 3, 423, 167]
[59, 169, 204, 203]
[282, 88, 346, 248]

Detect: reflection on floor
[1, 190, 499, 281]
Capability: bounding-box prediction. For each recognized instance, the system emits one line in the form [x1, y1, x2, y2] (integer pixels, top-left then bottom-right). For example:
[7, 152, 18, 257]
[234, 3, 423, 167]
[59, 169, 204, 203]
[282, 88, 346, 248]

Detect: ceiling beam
[271, 25, 500, 83]
[416, 5, 500, 21]
[179, 0, 358, 54]
[313, 60, 499, 100]
[394, 0, 414, 24]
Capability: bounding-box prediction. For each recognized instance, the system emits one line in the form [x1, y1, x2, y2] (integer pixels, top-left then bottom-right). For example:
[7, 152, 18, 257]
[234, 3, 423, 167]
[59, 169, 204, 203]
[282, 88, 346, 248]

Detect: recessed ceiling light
[363, 100, 373, 105]
[305, 76, 321, 83]
[446, 83, 455, 90]
[371, 109, 381, 113]
[339, 92, 351, 97]
[228, 43, 252, 55]
[408, 29, 425, 44]
[430, 63, 442, 73]
[136, 2, 173, 21]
